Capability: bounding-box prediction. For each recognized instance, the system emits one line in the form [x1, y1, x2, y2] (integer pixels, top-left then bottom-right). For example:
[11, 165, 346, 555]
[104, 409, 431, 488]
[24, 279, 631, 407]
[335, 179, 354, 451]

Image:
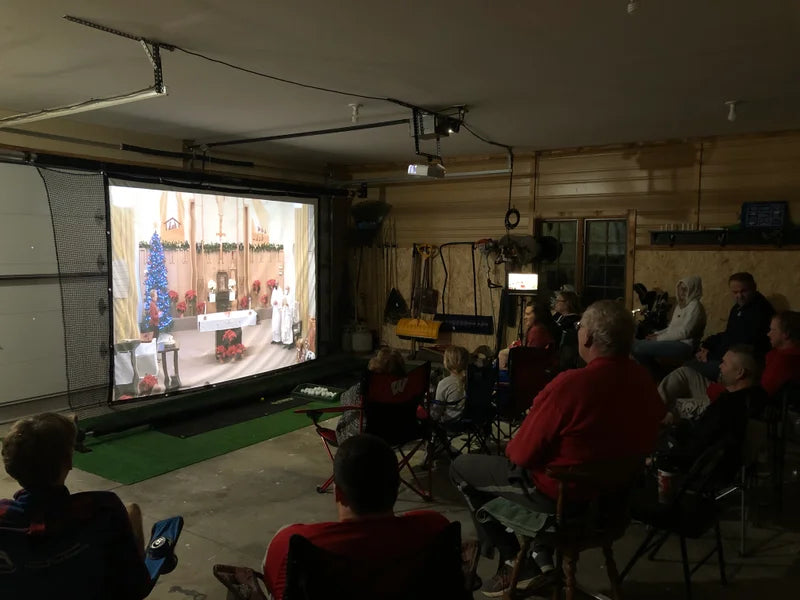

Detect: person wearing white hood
[270, 283, 283, 344]
[632, 276, 706, 379]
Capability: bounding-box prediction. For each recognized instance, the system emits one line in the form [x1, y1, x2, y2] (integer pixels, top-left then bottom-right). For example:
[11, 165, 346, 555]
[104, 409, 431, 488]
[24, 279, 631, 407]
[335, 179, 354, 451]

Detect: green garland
[139, 240, 283, 252]
[139, 240, 190, 251]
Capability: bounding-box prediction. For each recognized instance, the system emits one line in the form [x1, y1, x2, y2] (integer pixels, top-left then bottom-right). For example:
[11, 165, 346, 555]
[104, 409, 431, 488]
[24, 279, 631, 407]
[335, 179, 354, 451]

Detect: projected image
[109, 186, 316, 401]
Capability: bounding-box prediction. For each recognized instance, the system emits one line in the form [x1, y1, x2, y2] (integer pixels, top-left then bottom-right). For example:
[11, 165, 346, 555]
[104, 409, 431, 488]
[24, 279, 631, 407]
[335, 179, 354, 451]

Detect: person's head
[554, 291, 581, 315]
[768, 311, 800, 350]
[2, 413, 76, 489]
[367, 347, 405, 376]
[523, 301, 535, 331]
[718, 345, 760, 390]
[333, 434, 399, 519]
[577, 300, 635, 363]
[729, 273, 757, 307]
[676, 276, 703, 308]
[444, 345, 469, 376]
[150, 289, 157, 301]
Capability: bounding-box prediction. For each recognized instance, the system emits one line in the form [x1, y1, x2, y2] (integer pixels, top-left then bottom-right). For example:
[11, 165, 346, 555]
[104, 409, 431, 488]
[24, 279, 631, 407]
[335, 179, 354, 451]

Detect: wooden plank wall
[347, 131, 800, 348]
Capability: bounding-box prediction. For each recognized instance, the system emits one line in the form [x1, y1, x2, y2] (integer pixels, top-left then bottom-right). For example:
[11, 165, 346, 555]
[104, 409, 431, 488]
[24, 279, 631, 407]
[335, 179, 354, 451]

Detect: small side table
[114, 339, 142, 397]
[157, 341, 181, 391]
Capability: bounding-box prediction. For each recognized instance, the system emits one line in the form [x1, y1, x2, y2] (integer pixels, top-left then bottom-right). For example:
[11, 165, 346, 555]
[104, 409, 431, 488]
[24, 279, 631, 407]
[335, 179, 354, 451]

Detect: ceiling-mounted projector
[408, 163, 446, 178]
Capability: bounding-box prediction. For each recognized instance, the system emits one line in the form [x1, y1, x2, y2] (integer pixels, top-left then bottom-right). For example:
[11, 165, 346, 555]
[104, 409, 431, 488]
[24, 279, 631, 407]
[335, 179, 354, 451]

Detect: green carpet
[72, 401, 333, 485]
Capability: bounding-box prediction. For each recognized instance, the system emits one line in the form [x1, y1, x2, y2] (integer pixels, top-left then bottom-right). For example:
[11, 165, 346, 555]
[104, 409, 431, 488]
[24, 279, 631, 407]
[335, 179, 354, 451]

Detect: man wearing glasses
[450, 300, 665, 597]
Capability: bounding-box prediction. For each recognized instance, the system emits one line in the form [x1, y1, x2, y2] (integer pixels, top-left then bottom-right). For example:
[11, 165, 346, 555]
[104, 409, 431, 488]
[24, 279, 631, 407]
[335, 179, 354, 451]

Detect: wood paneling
[346, 131, 800, 349]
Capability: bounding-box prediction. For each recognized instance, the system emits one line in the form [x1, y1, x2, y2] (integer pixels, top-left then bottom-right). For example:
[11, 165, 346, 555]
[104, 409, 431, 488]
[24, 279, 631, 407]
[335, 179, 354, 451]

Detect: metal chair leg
[714, 520, 727, 585]
[619, 528, 657, 582]
[679, 536, 692, 600]
[602, 545, 623, 600]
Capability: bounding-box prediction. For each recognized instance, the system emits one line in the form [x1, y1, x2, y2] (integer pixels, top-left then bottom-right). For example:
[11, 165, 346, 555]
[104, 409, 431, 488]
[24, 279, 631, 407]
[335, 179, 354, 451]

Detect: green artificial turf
[72, 401, 331, 484]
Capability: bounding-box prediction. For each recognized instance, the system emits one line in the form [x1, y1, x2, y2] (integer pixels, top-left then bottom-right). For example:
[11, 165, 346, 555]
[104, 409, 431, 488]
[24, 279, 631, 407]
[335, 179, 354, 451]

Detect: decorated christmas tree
[144, 232, 173, 332]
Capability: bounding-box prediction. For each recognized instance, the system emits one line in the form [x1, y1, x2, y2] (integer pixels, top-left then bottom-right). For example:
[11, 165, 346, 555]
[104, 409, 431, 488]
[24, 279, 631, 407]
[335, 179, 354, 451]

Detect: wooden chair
[480, 456, 643, 600]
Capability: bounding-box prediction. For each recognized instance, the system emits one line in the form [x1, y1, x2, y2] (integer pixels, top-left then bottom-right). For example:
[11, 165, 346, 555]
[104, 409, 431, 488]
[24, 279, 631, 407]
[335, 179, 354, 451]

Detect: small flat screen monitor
[506, 272, 538, 296]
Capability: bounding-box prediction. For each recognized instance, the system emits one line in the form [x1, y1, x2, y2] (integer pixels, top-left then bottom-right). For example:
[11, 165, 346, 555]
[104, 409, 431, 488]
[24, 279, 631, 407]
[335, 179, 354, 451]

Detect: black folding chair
[620, 441, 730, 600]
[430, 363, 497, 458]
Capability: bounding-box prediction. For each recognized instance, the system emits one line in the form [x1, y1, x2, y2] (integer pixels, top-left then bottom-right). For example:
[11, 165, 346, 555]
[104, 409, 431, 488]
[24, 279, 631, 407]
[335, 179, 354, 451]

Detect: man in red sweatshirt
[450, 300, 665, 597]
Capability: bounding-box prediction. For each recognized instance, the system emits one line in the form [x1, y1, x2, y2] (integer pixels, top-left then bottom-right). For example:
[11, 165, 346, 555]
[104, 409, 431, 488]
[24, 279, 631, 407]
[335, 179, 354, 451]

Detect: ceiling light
[0, 86, 167, 129]
[725, 100, 739, 122]
[627, 0, 638, 14]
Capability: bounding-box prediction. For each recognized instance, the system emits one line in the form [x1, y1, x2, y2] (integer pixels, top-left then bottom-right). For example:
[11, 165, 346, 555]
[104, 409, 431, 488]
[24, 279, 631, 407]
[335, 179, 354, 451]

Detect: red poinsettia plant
[168, 290, 179, 302]
[176, 301, 187, 316]
[216, 330, 246, 362]
[260, 294, 268, 306]
[238, 296, 249, 309]
[252, 279, 261, 293]
[184, 289, 197, 301]
[196, 301, 206, 314]
[267, 278, 278, 290]
[138, 373, 158, 395]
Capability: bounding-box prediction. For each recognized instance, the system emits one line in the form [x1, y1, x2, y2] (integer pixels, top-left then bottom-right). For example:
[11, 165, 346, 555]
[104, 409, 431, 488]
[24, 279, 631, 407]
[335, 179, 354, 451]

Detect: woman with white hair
[632, 276, 706, 379]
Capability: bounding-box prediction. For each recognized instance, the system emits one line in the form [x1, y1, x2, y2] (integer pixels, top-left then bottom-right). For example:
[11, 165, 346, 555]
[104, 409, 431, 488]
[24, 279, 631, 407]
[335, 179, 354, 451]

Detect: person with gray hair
[450, 300, 665, 596]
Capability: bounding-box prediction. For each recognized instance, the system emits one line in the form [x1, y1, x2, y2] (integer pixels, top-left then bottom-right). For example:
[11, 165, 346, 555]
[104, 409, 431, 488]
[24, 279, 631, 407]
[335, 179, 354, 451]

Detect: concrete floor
[3, 419, 800, 600]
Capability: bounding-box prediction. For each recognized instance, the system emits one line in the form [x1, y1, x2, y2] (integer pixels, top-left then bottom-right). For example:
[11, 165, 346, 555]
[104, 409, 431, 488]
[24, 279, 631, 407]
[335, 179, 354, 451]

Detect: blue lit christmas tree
[144, 232, 173, 332]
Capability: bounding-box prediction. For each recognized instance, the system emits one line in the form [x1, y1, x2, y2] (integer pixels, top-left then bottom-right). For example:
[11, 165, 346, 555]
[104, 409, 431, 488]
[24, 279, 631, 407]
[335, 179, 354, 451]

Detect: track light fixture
[725, 100, 739, 122]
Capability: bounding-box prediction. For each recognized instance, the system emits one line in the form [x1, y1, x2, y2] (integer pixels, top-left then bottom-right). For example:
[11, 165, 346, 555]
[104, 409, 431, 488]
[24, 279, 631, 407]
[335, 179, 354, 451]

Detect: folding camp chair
[494, 346, 557, 448]
[429, 363, 497, 459]
[213, 523, 478, 600]
[297, 361, 434, 500]
[283, 521, 471, 600]
[0, 510, 183, 599]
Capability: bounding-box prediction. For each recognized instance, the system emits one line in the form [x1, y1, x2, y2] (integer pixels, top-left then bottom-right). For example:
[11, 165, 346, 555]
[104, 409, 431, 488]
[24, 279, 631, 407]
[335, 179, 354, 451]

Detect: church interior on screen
[109, 185, 317, 401]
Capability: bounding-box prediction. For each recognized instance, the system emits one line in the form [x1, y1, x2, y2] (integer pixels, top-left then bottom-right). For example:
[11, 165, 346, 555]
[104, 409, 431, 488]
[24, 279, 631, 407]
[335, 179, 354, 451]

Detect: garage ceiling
[1, 0, 799, 166]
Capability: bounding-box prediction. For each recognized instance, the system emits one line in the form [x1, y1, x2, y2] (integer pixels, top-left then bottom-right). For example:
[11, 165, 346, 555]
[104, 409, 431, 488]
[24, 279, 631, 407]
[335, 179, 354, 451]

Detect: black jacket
[659, 385, 767, 475]
[703, 292, 774, 360]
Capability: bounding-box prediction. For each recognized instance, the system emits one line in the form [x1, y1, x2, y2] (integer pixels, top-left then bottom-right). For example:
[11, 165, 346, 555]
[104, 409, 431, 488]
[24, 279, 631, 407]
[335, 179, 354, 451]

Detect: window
[583, 219, 627, 304]
[537, 220, 578, 293]
[537, 217, 628, 307]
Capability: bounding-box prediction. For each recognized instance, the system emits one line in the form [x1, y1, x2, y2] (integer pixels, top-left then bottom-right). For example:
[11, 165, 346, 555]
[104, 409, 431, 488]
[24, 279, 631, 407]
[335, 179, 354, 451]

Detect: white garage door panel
[0, 272, 68, 403]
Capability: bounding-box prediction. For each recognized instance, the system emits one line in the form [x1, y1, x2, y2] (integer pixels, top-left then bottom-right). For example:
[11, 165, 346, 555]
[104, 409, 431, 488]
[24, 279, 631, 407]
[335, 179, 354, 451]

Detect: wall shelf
[650, 228, 800, 248]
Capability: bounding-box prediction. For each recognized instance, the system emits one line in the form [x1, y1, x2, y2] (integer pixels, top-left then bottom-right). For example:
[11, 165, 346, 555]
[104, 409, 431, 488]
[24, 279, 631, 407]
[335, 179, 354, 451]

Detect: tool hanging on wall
[383, 220, 409, 323]
[396, 242, 441, 347]
[434, 242, 494, 335]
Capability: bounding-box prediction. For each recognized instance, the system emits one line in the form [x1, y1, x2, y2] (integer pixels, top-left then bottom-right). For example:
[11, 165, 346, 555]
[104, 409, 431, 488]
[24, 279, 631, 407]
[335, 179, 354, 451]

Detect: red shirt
[506, 356, 665, 501]
[526, 324, 555, 349]
[263, 510, 449, 600]
[707, 346, 800, 403]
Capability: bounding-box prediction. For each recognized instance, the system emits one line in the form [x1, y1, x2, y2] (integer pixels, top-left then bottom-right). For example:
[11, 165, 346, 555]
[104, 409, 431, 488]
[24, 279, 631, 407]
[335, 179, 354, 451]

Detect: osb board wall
[634, 250, 799, 334]
[354, 240, 528, 353]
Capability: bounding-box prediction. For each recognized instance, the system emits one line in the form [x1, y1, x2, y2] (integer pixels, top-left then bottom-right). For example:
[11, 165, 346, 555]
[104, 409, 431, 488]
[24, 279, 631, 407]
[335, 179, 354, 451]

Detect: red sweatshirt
[506, 356, 665, 501]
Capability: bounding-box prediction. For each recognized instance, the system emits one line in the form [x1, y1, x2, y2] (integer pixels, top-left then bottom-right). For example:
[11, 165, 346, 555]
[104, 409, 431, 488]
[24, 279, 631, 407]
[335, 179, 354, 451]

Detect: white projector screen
[109, 184, 317, 402]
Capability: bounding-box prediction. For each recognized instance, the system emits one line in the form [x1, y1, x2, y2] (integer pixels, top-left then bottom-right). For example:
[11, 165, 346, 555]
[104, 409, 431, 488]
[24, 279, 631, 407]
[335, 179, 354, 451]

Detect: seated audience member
[335, 347, 405, 444]
[632, 276, 706, 379]
[0, 413, 150, 599]
[553, 290, 582, 331]
[430, 345, 470, 423]
[451, 300, 665, 596]
[660, 312, 800, 421]
[498, 303, 559, 371]
[263, 434, 450, 600]
[656, 345, 766, 473]
[688, 272, 774, 381]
